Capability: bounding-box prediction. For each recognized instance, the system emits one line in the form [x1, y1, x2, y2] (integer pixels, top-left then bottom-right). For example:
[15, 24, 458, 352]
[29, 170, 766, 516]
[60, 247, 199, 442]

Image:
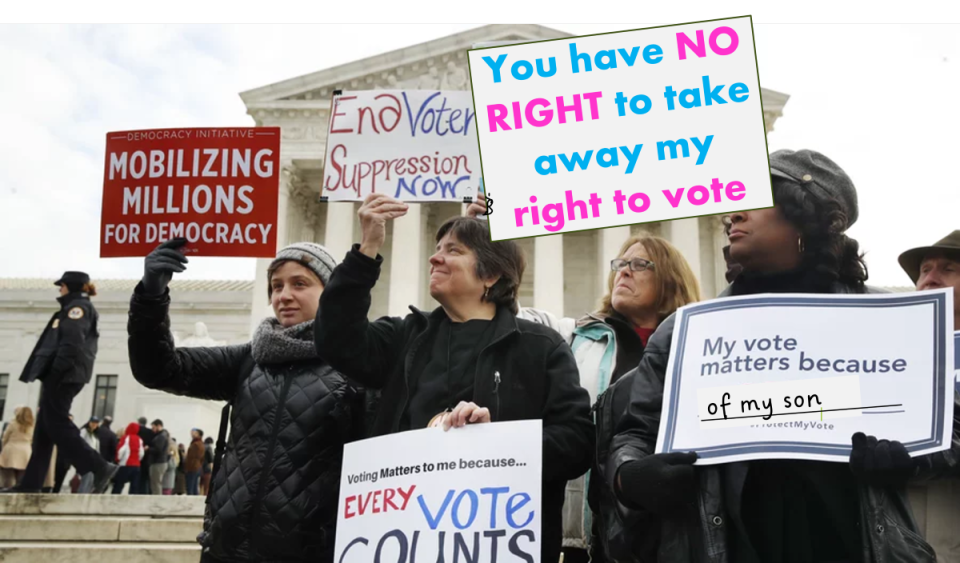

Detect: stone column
[663, 218, 702, 283]
[388, 204, 423, 316]
[277, 164, 295, 247]
[598, 226, 630, 293]
[324, 203, 356, 263]
[534, 234, 564, 316]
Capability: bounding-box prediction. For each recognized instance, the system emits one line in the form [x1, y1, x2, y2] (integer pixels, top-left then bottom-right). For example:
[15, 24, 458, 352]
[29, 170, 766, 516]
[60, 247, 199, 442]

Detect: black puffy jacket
[128, 284, 365, 563]
[20, 292, 99, 385]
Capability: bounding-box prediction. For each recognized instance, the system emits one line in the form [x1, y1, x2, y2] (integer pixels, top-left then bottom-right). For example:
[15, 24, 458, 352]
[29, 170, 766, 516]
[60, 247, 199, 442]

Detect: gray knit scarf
[251, 317, 320, 365]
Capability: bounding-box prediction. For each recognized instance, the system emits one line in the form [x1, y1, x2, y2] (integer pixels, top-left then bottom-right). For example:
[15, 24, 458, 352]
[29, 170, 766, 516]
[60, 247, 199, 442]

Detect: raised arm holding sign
[127, 237, 367, 562]
[314, 200, 594, 563]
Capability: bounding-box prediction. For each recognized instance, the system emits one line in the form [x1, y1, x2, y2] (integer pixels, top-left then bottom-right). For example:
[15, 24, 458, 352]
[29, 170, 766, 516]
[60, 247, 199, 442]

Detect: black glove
[616, 451, 698, 515]
[142, 238, 189, 297]
[849, 432, 916, 487]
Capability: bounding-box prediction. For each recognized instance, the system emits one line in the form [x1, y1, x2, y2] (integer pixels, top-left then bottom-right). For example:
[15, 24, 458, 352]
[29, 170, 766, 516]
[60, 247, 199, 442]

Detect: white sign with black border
[656, 289, 955, 465]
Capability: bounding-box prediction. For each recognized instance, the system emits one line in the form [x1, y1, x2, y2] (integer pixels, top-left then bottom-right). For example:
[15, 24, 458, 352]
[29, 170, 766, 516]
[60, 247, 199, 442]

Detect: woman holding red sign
[128, 238, 369, 563]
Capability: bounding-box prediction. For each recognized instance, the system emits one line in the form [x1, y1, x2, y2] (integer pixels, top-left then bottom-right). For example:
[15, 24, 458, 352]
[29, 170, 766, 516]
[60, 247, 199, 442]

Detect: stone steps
[0, 542, 201, 563]
[0, 494, 206, 562]
[0, 493, 205, 516]
[0, 515, 202, 542]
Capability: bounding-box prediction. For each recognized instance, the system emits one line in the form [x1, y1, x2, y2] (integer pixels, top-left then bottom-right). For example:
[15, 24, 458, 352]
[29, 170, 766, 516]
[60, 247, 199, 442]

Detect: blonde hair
[597, 233, 701, 323]
[14, 406, 34, 432]
[82, 282, 97, 297]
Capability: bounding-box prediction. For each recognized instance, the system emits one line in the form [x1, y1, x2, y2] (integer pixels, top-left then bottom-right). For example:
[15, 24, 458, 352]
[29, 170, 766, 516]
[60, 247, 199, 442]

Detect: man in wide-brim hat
[899, 230, 960, 328]
[900, 231, 960, 563]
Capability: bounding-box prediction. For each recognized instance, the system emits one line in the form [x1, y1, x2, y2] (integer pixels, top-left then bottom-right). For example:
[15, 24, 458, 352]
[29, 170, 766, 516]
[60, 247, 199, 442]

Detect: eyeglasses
[611, 258, 655, 273]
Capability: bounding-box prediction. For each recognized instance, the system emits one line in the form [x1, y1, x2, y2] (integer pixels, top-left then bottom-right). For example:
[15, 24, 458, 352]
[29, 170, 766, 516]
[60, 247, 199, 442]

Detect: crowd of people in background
[0, 412, 213, 496]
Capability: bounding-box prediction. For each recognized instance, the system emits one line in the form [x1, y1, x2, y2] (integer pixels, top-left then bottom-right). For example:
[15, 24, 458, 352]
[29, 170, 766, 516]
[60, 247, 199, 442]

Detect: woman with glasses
[468, 193, 702, 563]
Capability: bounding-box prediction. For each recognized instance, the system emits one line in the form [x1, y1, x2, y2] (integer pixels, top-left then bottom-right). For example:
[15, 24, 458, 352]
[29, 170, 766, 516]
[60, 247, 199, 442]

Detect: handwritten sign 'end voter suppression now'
[321, 90, 482, 203]
[100, 127, 281, 258]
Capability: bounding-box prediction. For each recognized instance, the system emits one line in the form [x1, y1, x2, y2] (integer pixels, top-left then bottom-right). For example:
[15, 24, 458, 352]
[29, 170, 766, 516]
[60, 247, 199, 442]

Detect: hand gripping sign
[100, 127, 280, 258]
[955, 331, 959, 392]
[335, 421, 542, 563]
[467, 16, 773, 241]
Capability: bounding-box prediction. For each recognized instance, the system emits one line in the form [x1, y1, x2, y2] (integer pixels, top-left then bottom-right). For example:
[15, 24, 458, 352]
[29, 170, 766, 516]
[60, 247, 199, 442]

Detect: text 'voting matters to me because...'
[335, 422, 542, 563]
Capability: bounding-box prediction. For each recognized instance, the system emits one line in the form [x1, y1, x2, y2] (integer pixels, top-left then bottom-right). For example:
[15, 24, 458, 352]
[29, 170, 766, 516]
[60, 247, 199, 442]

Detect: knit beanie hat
[268, 242, 338, 296]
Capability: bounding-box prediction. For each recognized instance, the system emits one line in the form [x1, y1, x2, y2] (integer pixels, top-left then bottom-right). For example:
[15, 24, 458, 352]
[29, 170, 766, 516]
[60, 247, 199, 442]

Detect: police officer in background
[2, 271, 118, 494]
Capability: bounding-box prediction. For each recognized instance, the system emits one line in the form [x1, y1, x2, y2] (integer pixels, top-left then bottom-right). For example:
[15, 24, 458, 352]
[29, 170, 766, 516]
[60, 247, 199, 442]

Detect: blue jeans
[186, 470, 201, 495]
[77, 471, 95, 494]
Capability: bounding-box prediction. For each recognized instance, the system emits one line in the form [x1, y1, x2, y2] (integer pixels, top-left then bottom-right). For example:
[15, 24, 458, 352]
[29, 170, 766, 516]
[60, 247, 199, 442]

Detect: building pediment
[239, 24, 569, 107]
[762, 89, 789, 112]
[239, 24, 791, 146]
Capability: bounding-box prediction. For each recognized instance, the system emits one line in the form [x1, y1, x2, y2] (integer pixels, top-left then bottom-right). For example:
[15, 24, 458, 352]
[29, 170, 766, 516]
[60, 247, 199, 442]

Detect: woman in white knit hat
[126, 238, 368, 563]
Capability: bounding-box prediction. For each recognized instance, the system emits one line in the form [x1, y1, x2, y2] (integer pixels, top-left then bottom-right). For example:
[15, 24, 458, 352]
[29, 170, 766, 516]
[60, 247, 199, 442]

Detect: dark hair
[723, 180, 868, 291]
[435, 217, 525, 314]
[195, 429, 204, 438]
[138, 417, 147, 425]
[723, 245, 743, 284]
[204, 437, 214, 445]
[151, 419, 163, 427]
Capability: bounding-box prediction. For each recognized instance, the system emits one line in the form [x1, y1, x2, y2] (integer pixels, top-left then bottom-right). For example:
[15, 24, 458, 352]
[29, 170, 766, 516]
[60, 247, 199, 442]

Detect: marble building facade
[0, 24, 795, 445]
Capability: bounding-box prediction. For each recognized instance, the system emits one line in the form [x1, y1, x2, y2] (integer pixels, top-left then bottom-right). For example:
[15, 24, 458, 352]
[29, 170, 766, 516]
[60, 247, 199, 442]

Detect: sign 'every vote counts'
[467, 16, 773, 241]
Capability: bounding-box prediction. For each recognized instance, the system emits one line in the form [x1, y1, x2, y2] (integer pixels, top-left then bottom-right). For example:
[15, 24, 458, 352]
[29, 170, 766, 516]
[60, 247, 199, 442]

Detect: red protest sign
[100, 127, 281, 258]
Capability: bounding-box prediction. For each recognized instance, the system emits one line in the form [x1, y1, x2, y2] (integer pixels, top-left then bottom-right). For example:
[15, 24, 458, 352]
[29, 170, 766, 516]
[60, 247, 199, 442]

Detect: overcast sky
[0, 21, 957, 288]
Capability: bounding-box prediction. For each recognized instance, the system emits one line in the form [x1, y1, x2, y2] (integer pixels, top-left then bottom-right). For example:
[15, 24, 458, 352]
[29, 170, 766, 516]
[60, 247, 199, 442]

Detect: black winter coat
[97, 426, 119, 463]
[20, 292, 99, 385]
[128, 284, 365, 563]
[607, 280, 958, 563]
[138, 425, 155, 452]
[315, 246, 595, 563]
[147, 429, 171, 466]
